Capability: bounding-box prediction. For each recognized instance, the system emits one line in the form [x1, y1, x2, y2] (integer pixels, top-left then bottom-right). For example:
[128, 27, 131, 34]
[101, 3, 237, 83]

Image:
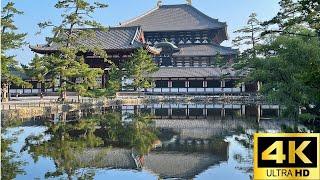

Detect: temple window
[189, 80, 203, 88]
[155, 80, 168, 88]
[207, 80, 220, 88]
[225, 79, 237, 88]
[172, 80, 186, 88]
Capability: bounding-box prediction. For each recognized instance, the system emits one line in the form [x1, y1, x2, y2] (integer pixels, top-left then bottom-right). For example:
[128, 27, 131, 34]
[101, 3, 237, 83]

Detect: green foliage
[241, 28, 320, 118]
[37, 0, 108, 100]
[22, 111, 158, 178]
[233, 12, 264, 51]
[105, 64, 122, 96]
[25, 55, 48, 85]
[127, 114, 158, 155]
[124, 48, 158, 90]
[24, 120, 103, 179]
[263, 0, 320, 36]
[234, 0, 320, 120]
[1, 2, 30, 101]
[24, 55, 49, 98]
[1, 131, 26, 180]
[1, 2, 26, 52]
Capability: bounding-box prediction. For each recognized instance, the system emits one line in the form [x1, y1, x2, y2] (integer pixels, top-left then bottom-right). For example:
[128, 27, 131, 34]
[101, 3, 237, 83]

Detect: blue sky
[3, 0, 280, 65]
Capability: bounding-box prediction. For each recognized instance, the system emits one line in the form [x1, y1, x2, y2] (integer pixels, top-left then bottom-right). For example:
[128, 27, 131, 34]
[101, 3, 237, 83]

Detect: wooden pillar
[203, 79, 207, 88]
[220, 80, 225, 88]
[186, 105, 189, 118]
[102, 73, 106, 88]
[241, 105, 246, 116]
[168, 108, 172, 117]
[257, 81, 262, 92]
[221, 108, 225, 118]
[168, 79, 172, 88]
[186, 79, 189, 92]
[241, 83, 246, 92]
[203, 108, 208, 117]
[151, 108, 155, 116]
[257, 104, 261, 122]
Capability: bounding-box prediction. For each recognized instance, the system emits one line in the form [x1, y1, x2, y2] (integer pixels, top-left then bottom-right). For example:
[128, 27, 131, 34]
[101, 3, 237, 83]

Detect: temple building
[28, 3, 258, 95]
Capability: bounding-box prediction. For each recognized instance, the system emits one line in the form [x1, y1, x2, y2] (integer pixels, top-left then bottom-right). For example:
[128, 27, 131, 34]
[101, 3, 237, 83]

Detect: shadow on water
[1, 102, 314, 180]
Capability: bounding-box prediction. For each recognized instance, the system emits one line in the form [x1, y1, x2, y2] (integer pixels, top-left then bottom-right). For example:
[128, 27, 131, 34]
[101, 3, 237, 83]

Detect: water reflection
[3, 103, 310, 180]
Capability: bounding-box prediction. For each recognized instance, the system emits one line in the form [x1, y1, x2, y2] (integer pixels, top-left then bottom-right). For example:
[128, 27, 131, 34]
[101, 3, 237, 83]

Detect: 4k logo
[254, 133, 320, 180]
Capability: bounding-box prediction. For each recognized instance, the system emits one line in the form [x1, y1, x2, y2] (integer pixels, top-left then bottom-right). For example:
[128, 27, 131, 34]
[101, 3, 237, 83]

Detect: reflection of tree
[22, 111, 158, 178]
[127, 114, 158, 156]
[1, 130, 26, 180]
[24, 120, 103, 179]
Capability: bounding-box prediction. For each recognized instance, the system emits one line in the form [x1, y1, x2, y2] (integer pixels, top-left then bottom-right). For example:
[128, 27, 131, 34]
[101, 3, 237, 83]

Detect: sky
[3, 0, 280, 65]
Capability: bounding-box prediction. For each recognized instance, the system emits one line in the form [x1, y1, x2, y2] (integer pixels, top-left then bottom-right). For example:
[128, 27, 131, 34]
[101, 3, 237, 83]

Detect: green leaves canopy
[124, 48, 158, 90]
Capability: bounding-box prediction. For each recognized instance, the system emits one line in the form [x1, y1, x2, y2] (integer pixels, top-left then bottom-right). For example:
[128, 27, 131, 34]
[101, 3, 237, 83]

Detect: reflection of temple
[74, 146, 228, 179]
[122, 104, 280, 121]
[40, 103, 297, 179]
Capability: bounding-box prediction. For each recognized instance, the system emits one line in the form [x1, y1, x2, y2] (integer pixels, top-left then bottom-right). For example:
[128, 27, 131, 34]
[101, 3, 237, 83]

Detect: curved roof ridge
[120, 6, 159, 26]
[120, 4, 226, 32]
[186, 4, 225, 25]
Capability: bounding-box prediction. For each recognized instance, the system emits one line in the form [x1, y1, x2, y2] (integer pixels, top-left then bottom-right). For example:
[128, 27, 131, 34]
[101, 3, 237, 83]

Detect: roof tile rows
[173, 44, 237, 57]
[30, 26, 143, 52]
[147, 67, 244, 78]
[121, 4, 226, 32]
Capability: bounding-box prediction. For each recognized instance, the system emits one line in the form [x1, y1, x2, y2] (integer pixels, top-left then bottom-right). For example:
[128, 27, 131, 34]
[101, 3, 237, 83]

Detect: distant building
[28, 3, 258, 95]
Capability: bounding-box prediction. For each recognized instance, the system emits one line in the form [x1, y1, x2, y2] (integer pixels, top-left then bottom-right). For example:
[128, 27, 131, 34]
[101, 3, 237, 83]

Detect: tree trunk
[59, 79, 67, 102]
[78, 93, 80, 103]
[1, 82, 9, 102]
[39, 82, 44, 99]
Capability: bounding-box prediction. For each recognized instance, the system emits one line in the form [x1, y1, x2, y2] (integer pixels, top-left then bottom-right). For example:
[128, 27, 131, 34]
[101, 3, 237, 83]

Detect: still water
[2, 103, 314, 180]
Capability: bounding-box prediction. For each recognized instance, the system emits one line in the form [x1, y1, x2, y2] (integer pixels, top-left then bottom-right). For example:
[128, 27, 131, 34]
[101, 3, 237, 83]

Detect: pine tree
[233, 12, 264, 54]
[1, 2, 30, 102]
[263, 0, 320, 37]
[24, 55, 49, 99]
[38, 0, 108, 101]
[124, 48, 158, 90]
[105, 64, 122, 96]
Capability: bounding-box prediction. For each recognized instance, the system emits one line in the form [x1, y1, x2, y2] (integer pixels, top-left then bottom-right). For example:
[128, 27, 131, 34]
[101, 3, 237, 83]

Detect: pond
[2, 103, 316, 180]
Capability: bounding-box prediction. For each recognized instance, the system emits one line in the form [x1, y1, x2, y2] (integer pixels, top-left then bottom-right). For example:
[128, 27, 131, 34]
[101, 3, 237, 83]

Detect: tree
[24, 55, 49, 99]
[1, 2, 30, 102]
[244, 27, 320, 120]
[233, 12, 264, 55]
[1, 131, 25, 179]
[124, 48, 158, 90]
[262, 0, 320, 38]
[105, 64, 122, 96]
[38, 0, 108, 101]
[234, 0, 320, 121]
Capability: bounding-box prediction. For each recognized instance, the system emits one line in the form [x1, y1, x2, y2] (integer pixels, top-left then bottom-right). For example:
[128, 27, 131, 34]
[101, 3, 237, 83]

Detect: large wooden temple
[28, 3, 258, 95]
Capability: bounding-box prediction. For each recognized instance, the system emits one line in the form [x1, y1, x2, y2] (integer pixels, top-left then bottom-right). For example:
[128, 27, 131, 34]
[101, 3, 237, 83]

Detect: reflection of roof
[153, 119, 254, 138]
[75, 148, 226, 179]
[144, 152, 223, 179]
[75, 148, 136, 169]
[121, 4, 226, 32]
[30, 26, 145, 53]
[173, 44, 238, 57]
[147, 67, 244, 78]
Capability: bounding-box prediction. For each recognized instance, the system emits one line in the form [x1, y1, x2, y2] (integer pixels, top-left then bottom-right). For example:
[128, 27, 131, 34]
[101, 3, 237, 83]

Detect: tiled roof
[30, 26, 144, 52]
[121, 4, 226, 32]
[173, 44, 238, 57]
[147, 67, 244, 78]
[75, 147, 224, 179]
